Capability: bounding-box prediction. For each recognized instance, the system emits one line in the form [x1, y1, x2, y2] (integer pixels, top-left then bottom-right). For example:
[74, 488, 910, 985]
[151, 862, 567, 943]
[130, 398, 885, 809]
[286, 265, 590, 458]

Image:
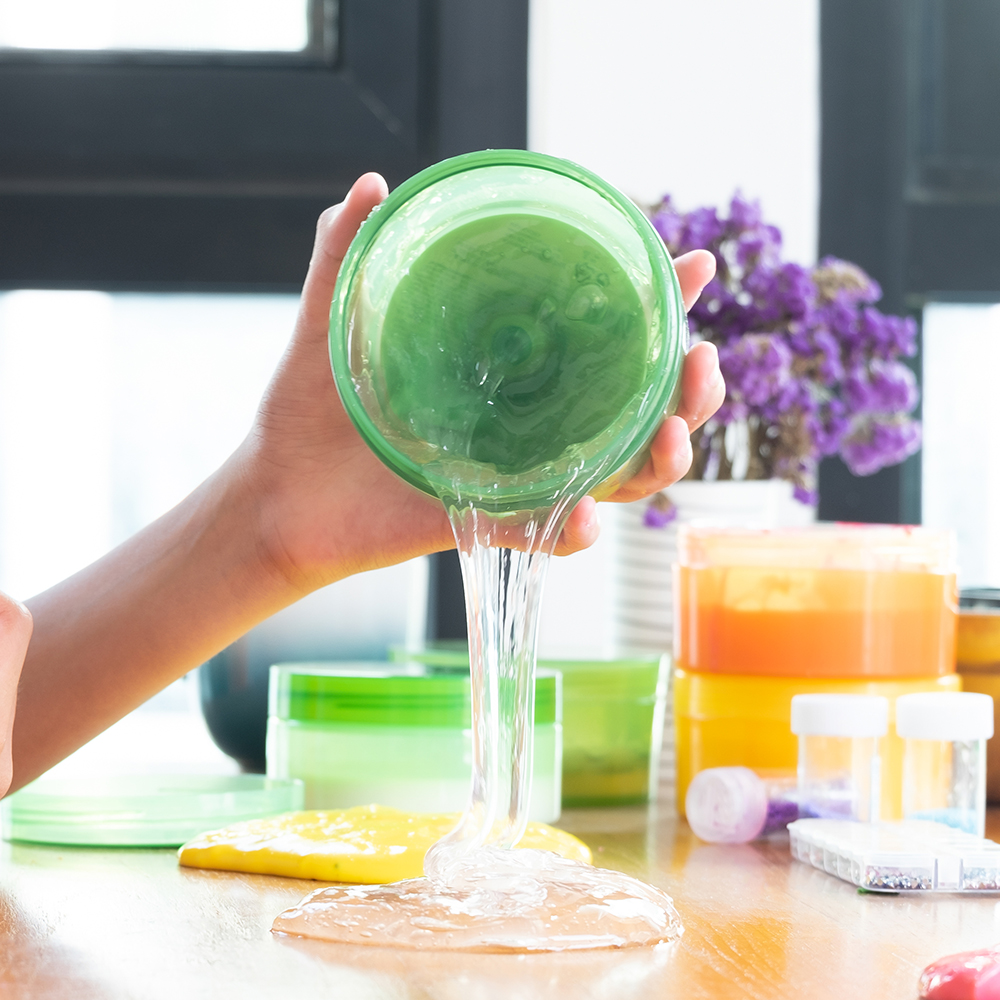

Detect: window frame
[817, 0, 1000, 523]
[0, 0, 529, 292]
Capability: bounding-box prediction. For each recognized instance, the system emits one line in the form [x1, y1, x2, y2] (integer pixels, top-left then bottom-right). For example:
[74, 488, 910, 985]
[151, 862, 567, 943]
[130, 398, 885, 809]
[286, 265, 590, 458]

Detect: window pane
[0, 0, 310, 52]
[922, 302, 1000, 587]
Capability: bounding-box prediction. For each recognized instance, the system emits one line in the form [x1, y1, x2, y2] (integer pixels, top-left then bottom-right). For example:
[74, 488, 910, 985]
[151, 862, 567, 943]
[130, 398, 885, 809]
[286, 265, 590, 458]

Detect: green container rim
[270, 663, 559, 726]
[389, 645, 667, 700]
[328, 148, 687, 507]
[0, 775, 304, 848]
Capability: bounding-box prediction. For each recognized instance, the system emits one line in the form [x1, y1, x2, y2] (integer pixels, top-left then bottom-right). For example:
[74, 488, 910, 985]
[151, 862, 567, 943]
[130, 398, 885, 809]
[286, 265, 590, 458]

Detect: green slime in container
[379, 214, 647, 474]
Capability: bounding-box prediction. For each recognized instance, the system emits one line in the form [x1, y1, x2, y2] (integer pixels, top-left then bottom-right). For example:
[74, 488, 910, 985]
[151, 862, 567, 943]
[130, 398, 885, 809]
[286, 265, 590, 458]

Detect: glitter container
[791, 694, 888, 822]
[265, 663, 562, 823]
[789, 818, 1000, 892]
[684, 766, 799, 843]
[897, 692, 994, 836]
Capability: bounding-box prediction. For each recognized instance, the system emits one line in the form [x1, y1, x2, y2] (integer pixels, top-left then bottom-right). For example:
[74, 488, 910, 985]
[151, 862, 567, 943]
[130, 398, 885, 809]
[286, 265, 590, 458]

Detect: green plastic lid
[329, 149, 687, 511]
[390, 644, 667, 701]
[0, 774, 303, 848]
[269, 663, 559, 726]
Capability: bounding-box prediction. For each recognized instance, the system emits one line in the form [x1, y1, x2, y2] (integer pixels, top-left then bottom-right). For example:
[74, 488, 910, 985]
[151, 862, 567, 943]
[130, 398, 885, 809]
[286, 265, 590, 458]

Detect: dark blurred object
[196, 569, 423, 772]
[199, 645, 269, 773]
[960, 588, 1000, 611]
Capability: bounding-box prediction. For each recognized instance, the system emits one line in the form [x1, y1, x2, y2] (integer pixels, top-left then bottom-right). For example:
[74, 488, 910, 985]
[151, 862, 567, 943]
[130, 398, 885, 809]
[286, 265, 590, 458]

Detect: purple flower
[841, 418, 922, 477]
[645, 191, 922, 491]
[643, 492, 678, 528]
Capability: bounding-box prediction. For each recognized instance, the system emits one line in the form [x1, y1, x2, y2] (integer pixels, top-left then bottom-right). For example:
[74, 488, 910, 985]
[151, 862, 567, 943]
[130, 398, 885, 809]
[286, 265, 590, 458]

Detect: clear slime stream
[273, 212, 683, 952]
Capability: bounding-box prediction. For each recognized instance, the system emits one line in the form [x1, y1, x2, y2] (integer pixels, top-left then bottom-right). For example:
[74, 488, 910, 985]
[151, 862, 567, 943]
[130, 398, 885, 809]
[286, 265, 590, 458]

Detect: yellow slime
[178, 804, 591, 884]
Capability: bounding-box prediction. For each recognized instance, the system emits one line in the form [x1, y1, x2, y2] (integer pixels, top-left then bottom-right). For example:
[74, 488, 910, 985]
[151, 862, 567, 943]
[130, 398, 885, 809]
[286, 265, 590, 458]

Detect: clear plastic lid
[678, 524, 957, 574]
[1, 774, 304, 848]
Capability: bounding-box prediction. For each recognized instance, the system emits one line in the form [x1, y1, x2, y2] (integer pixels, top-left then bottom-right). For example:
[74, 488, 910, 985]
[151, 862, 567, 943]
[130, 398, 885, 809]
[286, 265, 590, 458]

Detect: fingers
[675, 340, 726, 432]
[553, 497, 601, 557]
[0, 593, 32, 799]
[601, 414, 693, 504]
[674, 249, 717, 311]
[297, 173, 389, 340]
[601, 342, 725, 505]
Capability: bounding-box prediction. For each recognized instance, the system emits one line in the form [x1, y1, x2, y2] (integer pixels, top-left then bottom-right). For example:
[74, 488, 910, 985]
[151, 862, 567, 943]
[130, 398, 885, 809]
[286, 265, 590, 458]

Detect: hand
[0, 594, 32, 797]
[244, 174, 723, 588]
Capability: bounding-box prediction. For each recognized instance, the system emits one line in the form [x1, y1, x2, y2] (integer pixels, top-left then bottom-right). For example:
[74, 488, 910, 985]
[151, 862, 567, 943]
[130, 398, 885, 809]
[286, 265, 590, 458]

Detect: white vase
[612, 478, 815, 807]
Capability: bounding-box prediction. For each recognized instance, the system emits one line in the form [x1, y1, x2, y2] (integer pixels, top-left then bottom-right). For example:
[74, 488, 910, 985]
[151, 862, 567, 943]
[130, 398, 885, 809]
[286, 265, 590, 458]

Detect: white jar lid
[895, 692, 994, 741]
[790, 694, 889, 737]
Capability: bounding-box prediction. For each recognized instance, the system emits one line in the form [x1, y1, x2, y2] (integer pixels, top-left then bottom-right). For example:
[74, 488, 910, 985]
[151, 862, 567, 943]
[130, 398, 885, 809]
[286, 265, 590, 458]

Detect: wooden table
[3, 806, 999, 999]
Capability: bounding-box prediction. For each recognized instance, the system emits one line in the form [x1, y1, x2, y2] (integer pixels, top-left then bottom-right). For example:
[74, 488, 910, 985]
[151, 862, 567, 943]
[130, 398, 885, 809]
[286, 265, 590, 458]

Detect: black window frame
[0, 0, 529, 292]
[819, 0, 1000, 524]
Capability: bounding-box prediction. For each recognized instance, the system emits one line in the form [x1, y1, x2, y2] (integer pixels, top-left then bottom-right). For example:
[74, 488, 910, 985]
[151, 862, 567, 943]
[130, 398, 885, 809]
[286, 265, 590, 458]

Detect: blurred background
[0, 0, 995, 770]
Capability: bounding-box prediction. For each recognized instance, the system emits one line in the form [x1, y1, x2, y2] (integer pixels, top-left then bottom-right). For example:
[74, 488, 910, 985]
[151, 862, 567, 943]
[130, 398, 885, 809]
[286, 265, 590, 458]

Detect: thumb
[297, 172, 389, 339]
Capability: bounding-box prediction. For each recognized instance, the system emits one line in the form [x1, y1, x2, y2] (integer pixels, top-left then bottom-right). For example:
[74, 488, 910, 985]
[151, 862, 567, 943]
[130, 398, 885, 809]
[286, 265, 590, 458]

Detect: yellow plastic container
[956, 601, 1000, 801]
[673, 668, 962, 820]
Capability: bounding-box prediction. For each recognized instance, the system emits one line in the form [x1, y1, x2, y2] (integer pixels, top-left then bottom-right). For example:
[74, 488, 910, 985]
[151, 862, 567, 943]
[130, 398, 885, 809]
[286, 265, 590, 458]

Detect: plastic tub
[328, 149, 688, 512]
[673, 667, 962, 820]
[266, 663, 562, 822]
[391, 645, 668, 807]
[675, 524, 958, 678]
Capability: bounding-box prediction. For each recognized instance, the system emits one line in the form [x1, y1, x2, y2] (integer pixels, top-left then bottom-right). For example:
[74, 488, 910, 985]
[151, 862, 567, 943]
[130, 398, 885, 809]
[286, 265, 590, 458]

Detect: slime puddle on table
[274, 209, 684, 952]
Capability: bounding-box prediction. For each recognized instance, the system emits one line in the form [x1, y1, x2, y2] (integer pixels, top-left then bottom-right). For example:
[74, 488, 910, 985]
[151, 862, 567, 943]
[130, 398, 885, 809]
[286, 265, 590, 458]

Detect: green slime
[379, 213, 648, 474]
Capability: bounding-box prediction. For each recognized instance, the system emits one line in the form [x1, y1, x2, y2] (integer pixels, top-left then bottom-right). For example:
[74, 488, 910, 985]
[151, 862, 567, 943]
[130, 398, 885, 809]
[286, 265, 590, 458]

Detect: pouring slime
[273, 150, 687, 951]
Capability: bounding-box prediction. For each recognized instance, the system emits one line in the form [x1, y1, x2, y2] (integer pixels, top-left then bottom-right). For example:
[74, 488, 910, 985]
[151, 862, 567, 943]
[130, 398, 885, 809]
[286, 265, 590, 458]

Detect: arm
[11, 174, 722, 791]
[1, 594, 32, 797]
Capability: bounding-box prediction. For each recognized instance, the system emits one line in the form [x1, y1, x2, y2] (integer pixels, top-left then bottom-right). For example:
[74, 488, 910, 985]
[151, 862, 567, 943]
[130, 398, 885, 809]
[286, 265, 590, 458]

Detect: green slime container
[391, 644, 668, 807]
[330, 150, 687, 510]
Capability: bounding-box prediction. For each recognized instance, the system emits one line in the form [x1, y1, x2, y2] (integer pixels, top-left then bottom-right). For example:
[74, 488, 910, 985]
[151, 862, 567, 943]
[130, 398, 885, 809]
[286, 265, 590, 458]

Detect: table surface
[2, 806, 1000, 1000]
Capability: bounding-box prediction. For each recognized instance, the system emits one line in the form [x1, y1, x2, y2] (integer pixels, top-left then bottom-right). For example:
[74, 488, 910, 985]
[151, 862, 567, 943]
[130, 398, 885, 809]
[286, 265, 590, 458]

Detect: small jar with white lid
[896, 691, 994, 836]
[791, 694, 889, 822]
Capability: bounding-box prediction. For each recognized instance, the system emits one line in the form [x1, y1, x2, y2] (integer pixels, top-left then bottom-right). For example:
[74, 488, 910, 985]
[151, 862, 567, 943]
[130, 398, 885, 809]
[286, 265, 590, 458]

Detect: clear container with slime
[897, 692, 994, 836]
[791, 694, 888, 822]
[330, 149, 687, 512]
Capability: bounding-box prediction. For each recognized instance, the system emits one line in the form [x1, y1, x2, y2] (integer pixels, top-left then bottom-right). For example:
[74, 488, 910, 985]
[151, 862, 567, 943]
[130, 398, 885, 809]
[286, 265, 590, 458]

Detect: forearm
[10, 451, 303, 791]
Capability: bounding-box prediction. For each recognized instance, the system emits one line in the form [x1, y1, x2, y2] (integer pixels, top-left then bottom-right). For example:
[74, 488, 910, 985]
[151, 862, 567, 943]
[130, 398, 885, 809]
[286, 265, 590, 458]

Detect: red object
[920, 948, 1000, 999]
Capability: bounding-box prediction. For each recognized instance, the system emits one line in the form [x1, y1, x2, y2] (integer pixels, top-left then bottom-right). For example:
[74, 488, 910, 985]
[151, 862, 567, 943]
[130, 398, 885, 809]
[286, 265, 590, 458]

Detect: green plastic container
[390, 646, 668, 807]
[329, 149, 687, 511]
[0, 774, 303, 848]
[266, 663, 562, 821]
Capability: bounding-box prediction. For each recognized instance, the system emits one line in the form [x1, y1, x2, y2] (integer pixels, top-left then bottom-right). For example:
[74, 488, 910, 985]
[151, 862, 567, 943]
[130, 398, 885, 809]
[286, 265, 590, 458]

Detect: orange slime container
[675, 525, 958, 678]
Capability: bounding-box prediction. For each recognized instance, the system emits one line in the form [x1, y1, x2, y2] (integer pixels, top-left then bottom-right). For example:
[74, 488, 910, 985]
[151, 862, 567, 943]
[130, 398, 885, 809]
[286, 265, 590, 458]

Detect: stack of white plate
[613, 479, 815, 808]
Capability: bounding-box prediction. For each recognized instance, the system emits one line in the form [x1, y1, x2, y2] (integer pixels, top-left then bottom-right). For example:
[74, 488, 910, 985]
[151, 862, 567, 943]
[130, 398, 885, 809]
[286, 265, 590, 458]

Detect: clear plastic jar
[897, 691, 994, 836]
[791, 694, 889, 822]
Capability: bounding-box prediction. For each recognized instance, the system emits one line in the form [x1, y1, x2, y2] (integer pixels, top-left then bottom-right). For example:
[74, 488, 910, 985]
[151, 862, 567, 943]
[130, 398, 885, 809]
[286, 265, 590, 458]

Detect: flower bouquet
[645, 194, 920, 521]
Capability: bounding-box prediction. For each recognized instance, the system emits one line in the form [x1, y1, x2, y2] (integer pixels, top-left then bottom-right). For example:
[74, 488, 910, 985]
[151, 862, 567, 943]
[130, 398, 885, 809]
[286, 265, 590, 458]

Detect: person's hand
[242, 174, 723, 590]
[0, 593, 32, 797]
